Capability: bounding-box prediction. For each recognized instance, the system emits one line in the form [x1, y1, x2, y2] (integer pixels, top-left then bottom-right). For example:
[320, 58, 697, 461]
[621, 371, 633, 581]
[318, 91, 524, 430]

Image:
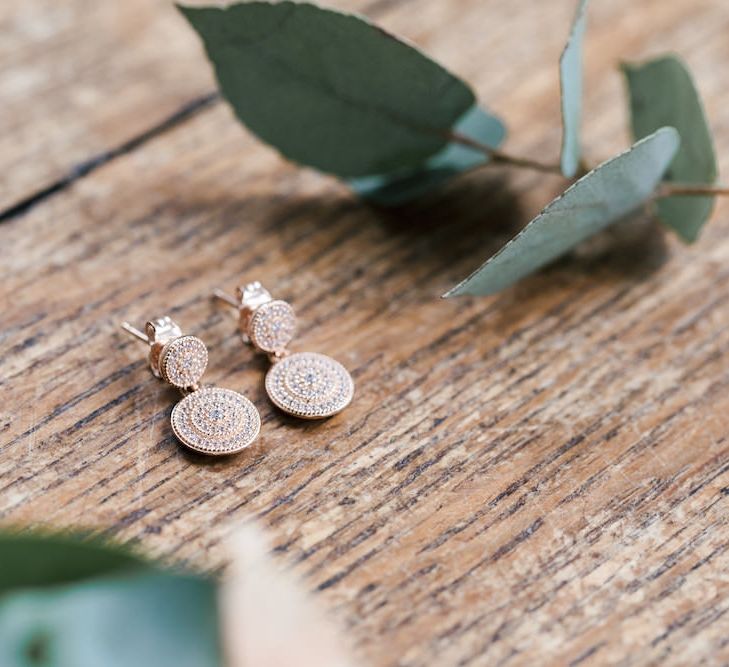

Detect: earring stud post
[121, 322, 150, 344]
[212, 288, 239, 309]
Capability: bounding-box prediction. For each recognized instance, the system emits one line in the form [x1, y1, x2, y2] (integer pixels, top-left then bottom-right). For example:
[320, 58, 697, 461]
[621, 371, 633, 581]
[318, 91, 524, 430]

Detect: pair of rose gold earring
[121, 282, 354, 456]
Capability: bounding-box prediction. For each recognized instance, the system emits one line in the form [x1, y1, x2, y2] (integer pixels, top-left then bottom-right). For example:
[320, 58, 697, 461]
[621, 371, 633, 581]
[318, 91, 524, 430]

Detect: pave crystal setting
[265, 352, 353, 419]
[248, 300, 297, 353]
[171, 387, 260, 455]
[160, 335, 208, 389]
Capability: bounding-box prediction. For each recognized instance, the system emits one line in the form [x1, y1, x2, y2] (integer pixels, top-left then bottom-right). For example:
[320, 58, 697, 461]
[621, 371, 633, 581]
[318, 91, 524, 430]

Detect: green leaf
[348, 106, 506, 205]
[180, 1, 499, 180]
[0, 532, 221, 667]
[0, 533, 152, 595]
[560, 0, 590, 177]
[445, 127, 680, 297]
[622, 55, 717, 242]
[0, 573, 220, 667]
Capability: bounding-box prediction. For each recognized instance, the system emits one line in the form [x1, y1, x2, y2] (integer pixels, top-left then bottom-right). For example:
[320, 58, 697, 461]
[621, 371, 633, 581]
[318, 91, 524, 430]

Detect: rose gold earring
[213, 282, 354, 419]
[121, 316, 260, 455]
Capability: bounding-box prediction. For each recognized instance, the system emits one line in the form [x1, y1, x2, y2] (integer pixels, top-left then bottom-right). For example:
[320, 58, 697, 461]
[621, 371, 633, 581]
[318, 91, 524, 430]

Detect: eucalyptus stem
[448, 131, 564, 175]
[448, 131, 729, 198]
[657, 183, 729, 198]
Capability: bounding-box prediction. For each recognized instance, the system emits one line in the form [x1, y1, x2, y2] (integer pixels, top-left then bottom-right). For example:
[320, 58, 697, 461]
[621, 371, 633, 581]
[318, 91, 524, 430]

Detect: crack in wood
[0, 92, 220, 224]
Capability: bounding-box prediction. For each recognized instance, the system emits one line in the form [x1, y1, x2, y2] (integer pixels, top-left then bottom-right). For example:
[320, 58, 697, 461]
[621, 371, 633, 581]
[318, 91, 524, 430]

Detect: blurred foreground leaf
[446, 127, 680, 296]
[222, 525, 359, 667]
[623, 55, 717, 242]
[179, 0, 504, 197]
[559, 0, 590, 177]
[0, 532, 151, 594]
[0, 533, 220, 667]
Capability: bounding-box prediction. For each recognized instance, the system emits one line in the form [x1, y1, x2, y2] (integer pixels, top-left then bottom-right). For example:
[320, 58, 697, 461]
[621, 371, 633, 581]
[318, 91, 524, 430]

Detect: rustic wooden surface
[2, 0, 729, 664]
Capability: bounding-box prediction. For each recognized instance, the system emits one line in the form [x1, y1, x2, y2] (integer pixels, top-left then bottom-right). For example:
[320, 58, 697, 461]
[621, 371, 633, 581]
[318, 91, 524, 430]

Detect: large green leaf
[446, 127, 680, 297]
[180, 1, 502, 180]
[559, 0, 590, 177]
[622, 55, 717, 242]
[348, 106, 506, 205]
[0, 573, 220, 667]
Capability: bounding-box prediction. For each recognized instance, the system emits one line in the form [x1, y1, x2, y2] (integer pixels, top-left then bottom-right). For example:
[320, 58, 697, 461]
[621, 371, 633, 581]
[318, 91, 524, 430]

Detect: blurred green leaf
[179, 0, 502, 182]
[622, 55, 717, 242]
[446, 127, 679, 297]
[0, 533, 221, 667]
[348, 106, 506, 205]
[0, 573, 220, 667]
[560, 0, 590, 177]
[0, 533, 152, 594]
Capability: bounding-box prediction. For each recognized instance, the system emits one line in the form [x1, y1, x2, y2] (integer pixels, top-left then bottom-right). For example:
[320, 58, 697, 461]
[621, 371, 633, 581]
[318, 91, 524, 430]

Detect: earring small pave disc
[248, 300, 297, 353]
[160, 335, 208, 389]
[265, 352, 354, 419]
[171, 387, 260, 455]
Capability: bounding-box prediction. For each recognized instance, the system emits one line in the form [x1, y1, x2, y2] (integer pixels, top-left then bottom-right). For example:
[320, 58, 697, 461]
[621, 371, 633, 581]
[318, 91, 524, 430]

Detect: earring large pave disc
[171, 387, 260, 455]
[265, 352, 354, 419]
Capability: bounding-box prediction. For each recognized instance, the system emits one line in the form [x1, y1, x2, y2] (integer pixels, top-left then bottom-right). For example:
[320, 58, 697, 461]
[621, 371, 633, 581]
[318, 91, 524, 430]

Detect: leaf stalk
[657, 183, 729, 198]
[448, 132, 564, 175]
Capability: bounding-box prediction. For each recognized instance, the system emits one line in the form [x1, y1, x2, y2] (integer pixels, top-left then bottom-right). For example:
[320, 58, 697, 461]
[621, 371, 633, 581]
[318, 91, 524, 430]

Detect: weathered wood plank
[0, 0, 216, 211]
[2, 0, 729, 665]
[0, 0, 477, 213]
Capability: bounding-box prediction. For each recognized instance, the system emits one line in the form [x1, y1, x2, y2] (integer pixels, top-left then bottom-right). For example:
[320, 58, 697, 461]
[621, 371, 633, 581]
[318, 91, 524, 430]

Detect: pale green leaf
[180, 1, 492, 179]
[446, 127, 680, 297]
[560, 0, 590, 177]
[348, 106, 506, 205]
[623, 55, 717, 242]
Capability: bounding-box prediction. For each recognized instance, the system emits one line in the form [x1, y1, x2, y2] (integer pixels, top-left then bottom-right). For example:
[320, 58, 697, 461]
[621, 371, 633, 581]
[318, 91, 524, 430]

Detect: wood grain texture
[0, 0, 216, 212]
[2, 0, 729, 665]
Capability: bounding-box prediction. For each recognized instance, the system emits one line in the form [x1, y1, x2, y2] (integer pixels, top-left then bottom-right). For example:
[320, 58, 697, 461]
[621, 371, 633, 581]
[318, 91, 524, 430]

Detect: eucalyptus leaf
[349, 106, 506, 205]
[622, 55, 717, 242]
[560, 0, 590, 177]
[180, 0, 499, 180]
[0, 573, 220, 667]
[446, 127, 680, 297]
